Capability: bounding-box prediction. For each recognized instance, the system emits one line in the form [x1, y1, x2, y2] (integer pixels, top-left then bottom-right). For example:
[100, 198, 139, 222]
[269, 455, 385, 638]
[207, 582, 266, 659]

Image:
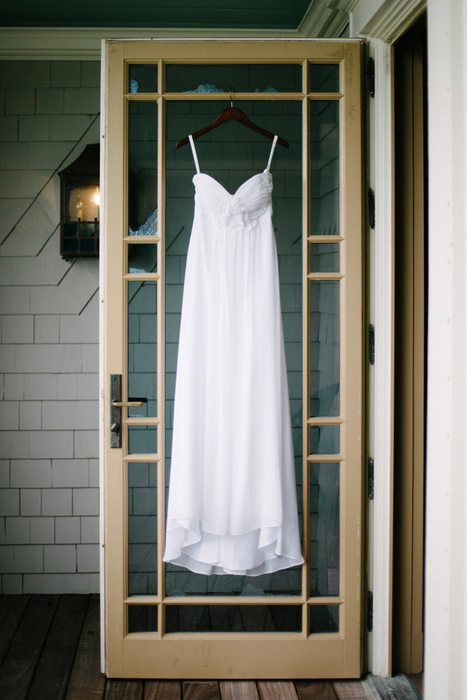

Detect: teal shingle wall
[0, 60, 101, 595]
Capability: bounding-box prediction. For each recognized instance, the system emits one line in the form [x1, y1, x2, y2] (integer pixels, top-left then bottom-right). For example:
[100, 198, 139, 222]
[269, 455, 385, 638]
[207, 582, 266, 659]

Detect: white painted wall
[0, 60, 100, 594]
[425, 0, 467, 697]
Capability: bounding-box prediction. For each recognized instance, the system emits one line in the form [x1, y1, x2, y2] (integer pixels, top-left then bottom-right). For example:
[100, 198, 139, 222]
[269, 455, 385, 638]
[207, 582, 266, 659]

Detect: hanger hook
[229, 86, 234, 108]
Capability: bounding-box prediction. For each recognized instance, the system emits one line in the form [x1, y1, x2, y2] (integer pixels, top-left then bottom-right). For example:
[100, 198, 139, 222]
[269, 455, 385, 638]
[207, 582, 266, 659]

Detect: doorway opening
[393, 13, 427, 675]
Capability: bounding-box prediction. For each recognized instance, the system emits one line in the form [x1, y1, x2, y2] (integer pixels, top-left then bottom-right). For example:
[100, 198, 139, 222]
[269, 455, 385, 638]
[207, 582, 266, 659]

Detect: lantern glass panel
[66, 184, 100, 222]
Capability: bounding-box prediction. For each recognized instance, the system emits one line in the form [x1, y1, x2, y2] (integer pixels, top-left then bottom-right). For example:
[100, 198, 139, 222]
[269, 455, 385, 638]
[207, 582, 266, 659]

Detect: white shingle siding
[0, 60, 100, 593]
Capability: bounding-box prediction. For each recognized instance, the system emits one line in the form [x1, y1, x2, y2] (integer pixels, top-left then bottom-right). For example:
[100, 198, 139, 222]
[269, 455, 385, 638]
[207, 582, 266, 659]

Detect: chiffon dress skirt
[163, 135, 304, 576]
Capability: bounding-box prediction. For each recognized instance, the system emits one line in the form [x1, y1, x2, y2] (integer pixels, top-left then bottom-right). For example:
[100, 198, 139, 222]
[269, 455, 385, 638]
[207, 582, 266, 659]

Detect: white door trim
[350, 0, 426, 43]
[98, 37, 108, 675]
[366, 38, 395, 678]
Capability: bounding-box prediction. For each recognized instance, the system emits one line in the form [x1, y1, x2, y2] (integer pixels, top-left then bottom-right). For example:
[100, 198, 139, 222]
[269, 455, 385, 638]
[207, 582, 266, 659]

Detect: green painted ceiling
[0, 0, 313, 29]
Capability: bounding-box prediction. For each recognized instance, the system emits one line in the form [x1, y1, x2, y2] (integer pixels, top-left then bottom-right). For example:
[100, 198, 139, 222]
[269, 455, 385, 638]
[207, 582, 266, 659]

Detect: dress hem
[163, 518, 304, 577]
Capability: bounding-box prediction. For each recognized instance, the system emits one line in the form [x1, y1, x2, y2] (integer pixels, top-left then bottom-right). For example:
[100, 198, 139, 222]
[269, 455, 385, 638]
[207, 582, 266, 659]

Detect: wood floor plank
[182, 681, 221, 700]
[0, 594, 59, 700]
[365, 673, 422, 700]
[295, 680, 338, 700]
[104, 679, 144, 699]
[65, 594, 106, 700]
[220, 680, 260, 700]
[27, 594, 89, 700]
[144, 681, 182, 699]
[0, 594, 424, 700]
[0, 594, 30, 666]
[258, 681, 299, 700]
[331, 679, 374, 700]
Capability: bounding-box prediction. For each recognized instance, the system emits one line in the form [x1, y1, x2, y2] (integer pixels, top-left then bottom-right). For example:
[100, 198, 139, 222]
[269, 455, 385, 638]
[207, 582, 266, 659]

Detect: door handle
[110, 375, 123, 448]
[110, 376, 146, 448]
[111, 400, 144, 408]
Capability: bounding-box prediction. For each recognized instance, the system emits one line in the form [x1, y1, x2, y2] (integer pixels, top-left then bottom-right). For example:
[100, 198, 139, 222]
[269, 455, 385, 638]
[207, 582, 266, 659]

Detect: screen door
[101, 39, 363, 679]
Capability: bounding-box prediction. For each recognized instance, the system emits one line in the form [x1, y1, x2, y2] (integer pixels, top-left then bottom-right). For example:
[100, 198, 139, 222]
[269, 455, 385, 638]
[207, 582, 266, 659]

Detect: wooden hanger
[175, 90, 289, 149]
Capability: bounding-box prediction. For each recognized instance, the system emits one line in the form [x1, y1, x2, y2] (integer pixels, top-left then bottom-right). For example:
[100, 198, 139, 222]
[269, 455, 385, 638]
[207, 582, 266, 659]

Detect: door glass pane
[128, 462, 157, 595]
[165, 64, 302, 92]
[165, 99, 303, 598]
[128, 605, 158, 632]
[128, 64, 158, 93]
[309, 64, 340, 93]
[309, 605, 339, 633]
[165, 565, 303, 598]
[128, 426, 157, 454]
[309, 462, 340, 596]
[309, 243, 339, 272]
[128, 101, 158, 236]
[309, 281, 340, 417]
[309, 425, 340, 454]
[310, 101, 340, 236]
[128, 244, 158, 274]
[128, 281, 157, 418]
[165, 605, 302, 633]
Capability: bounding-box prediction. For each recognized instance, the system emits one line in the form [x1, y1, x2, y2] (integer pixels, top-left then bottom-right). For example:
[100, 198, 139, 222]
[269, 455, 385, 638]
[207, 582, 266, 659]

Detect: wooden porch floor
[0, 594, 423, 700]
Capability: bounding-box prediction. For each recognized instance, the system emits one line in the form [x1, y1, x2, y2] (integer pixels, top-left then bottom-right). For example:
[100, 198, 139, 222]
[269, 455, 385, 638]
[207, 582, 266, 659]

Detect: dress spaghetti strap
[188, 134, 201, 174]
[265, 134, 279, 172]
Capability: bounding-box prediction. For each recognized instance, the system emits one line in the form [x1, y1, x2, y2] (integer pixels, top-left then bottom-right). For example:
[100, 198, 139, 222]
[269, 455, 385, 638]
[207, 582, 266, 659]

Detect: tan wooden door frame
[101, 39, 364, 679]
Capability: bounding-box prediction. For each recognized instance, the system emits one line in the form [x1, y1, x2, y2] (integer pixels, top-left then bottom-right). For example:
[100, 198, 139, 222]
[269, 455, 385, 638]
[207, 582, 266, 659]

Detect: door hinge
[368, 324, 375, 365]
[368, 188, 375, 229]
[367, 57, 375, 97]
[367, 591, 374, 632]
[368, 458, 374, 500]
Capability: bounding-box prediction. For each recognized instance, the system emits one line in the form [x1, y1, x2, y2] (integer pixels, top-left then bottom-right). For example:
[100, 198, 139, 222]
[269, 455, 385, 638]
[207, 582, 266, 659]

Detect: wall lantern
[58, 143, 100, 259]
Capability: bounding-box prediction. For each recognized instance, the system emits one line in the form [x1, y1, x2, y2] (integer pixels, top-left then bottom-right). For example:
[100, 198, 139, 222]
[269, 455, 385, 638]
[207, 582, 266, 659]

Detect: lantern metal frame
[58, 143, 100, 259]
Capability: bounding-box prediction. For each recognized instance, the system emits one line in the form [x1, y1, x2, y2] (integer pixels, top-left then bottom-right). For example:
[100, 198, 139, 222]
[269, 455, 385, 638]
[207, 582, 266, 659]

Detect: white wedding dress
[163, 134, 304, 576]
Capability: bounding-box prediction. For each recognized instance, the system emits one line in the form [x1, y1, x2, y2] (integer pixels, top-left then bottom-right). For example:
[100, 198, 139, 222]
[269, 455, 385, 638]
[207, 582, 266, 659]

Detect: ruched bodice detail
[193, 171, 273, 231]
